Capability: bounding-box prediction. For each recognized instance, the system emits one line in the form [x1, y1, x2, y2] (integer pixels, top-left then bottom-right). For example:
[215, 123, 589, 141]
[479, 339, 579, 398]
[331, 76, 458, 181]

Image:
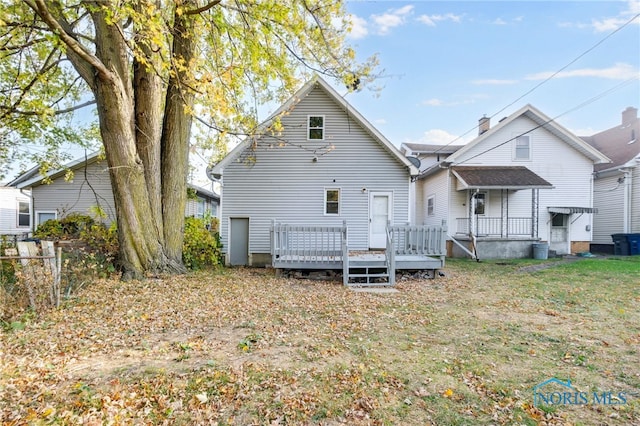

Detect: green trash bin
[532, 243, 549, 260]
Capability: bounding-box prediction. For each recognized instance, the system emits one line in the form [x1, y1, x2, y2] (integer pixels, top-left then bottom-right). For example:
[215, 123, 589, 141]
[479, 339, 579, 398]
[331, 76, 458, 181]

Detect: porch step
[346, 266, 391, 286]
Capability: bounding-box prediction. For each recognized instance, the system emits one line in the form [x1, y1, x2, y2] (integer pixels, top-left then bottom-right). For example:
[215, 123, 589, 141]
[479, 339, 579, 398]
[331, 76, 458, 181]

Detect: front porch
[455, 216, 534, 237]
[270, 221, 447, 287]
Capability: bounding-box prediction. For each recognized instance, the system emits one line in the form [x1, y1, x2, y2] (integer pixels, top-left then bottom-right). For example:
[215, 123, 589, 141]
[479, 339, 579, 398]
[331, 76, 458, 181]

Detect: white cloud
[591, 0, 640, 32]
[525, 63, 638, 80]
[371, 5, 414, 35]
[346, 14, 368, 40]
[472, 79, 518, 85]
[492, 18, 507, 26]
[417, 13, 462, 27]
[421, 94, 489, 107]
[407, 129, 473, 145]
[421, 98, 443, 106]
[374, 118, 387, 126]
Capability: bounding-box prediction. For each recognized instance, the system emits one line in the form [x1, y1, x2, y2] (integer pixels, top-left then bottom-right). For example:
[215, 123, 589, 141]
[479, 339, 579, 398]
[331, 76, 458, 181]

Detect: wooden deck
[271, 221, 447, 286]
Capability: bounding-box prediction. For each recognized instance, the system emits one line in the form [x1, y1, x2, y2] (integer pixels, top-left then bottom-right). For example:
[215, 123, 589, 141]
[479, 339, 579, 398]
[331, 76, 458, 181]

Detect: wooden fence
[1, 241, 62, 310]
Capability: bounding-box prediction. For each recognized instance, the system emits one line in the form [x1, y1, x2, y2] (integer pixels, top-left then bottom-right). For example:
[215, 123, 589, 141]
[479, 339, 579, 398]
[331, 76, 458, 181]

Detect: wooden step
[348, 273, 389, 279]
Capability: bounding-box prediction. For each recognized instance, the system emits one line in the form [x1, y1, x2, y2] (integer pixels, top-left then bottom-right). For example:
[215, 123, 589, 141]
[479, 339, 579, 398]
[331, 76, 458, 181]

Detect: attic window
[514, 135, 530, 160]
[308, 116, 324, 140]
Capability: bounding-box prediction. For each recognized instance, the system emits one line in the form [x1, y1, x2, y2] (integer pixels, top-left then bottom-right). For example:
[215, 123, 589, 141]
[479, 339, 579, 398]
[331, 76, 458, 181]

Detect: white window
[308, 116, 324, 140]
[17, 201, 30, 227]
[197, 197, 205, 217]
[427, 195, 435, 216]
[36, 211, 57, 227]
[325, 188, 340, 215]
[514, 135, 530, 160]
[473, 192, 486, 215]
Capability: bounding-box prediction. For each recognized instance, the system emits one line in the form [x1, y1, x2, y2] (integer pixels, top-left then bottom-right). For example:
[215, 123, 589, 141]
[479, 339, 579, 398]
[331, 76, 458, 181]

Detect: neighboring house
[400, 143, 465, 173]
[209, 76, 420, 267]
[8, 153, 219, 230]
[400, 143, 465, 224]
[0, 186, 31, 238]
[415, 104, 610, 258]
[582, 107, 640, 253]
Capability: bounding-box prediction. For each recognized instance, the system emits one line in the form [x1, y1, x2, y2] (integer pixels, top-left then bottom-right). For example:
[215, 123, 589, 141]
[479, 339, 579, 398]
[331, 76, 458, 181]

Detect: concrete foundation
[450, 237, 540, 259]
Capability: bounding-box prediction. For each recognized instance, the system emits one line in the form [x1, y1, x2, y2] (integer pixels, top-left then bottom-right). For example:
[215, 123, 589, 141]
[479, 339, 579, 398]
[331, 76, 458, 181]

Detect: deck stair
[346, 252, 391, 286]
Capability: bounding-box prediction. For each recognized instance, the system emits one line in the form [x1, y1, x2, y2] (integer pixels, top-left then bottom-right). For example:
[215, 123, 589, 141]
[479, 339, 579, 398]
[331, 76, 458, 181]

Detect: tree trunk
[88, 6, 187, 279]
[160, 5, 197, 264]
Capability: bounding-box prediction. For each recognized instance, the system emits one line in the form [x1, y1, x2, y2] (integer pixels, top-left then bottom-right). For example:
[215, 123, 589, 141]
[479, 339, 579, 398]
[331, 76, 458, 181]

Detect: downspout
[623, 168, 632, 233]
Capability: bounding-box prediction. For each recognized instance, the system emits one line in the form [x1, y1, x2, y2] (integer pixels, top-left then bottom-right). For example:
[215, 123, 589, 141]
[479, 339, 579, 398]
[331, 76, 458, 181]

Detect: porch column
[531, 189, 539, 238]
[468, 190, 474, 236]
[501, 189, 509, 238]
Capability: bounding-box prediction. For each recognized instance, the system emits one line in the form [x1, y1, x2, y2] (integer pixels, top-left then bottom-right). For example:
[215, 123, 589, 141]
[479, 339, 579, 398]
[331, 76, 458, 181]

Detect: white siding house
[210, 76, 418, 266]
[0, 186, 31, 238]
[10, 153, 219, 230]
[415, 104, 610, 258]
[583, 107, 640, 253]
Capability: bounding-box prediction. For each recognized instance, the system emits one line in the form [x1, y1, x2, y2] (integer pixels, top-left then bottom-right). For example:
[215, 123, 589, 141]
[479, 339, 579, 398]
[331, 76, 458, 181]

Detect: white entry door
[369, 192, 392, 249]
[550, 213, 570, 254]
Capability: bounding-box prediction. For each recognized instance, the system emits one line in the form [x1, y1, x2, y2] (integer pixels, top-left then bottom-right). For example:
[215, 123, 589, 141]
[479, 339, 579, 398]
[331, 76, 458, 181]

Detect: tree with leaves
[0, 0, 375, 279]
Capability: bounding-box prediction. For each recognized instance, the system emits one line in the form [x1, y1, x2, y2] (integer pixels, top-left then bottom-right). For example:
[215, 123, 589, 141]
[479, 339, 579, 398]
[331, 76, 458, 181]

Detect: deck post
[342, 220, 348, 286]
[271, 219, 276, 267]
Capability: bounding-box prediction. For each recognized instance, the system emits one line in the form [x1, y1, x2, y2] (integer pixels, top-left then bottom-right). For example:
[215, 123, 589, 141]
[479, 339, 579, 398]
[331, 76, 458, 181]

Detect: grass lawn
[2, 256, 639, 425]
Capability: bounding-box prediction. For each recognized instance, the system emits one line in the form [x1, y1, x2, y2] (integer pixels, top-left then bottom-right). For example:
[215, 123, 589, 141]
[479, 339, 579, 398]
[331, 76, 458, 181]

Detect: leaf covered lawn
[2, 258, 639, 425]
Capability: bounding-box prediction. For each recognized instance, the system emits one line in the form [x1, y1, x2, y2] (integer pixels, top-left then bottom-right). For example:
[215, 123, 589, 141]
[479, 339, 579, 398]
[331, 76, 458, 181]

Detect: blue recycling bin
[627, 234, 640, 255]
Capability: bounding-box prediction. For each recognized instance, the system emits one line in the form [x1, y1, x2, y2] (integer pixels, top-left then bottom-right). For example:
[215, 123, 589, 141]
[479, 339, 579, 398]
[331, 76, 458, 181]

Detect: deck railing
[389, 225, 447, 256]
[271, 220, 347, 267]
[455, 217, 532, 237]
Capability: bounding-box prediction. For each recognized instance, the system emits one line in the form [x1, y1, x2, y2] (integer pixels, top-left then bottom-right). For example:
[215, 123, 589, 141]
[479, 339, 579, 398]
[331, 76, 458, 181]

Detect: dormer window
[308, 116, 324, 140]
[514, 135, 530, 160]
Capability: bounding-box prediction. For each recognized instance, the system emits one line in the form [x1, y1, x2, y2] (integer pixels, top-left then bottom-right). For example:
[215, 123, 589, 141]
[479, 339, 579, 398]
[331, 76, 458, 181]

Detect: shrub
[34, 213, 95, 240]
[31, 214, 119, 298]
[33, 219, 64, 239]
[183, 217, 223, 270]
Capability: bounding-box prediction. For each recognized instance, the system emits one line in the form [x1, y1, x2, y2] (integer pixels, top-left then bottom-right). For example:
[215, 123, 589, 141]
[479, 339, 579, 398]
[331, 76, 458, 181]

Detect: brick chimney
[622, 106, 638, 126]
[478, 116, 490, 135]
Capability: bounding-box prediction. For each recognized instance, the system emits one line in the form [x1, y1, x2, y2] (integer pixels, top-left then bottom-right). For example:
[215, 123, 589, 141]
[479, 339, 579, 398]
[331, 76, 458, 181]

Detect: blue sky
[4, 1, 638, 184]
[340, 0, 640, 146]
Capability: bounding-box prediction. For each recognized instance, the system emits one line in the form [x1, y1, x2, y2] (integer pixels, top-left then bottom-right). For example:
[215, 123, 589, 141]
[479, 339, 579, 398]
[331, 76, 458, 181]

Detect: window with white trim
[17, 201, 30, 227]
[473, 192, 486, 215]
[514, 135, 530, 160]
[427, 195, 435, 216]
[325, 188, 340, 215]
[308, 116, 324, 140]
[36, 211, 57, 227]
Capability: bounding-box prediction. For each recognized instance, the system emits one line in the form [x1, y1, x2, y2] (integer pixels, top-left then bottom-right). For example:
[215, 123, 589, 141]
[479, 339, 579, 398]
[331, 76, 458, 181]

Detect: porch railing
[455, 217, 533, 237]
[389, 225, 447, 256]
[271, 220, 347, 266]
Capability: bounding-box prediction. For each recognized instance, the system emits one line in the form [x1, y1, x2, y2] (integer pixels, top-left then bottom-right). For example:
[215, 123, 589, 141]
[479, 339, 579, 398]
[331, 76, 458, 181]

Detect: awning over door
[451, 166, 554, 191]
[548, 206, 598, 214]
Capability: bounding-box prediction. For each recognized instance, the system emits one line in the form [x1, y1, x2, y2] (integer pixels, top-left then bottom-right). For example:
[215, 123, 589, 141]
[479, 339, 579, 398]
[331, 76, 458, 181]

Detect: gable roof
[443, 104, 610, 166]
[581, 107, 640, 173]
[451, 166, 553, 190]
[9, 152, 103, 188]
[9, 152, 218, 201]
[211, 76, 419, 176]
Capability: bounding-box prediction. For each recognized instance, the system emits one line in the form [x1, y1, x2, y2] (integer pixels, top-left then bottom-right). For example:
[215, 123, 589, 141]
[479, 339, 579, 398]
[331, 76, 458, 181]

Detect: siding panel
[592, 174, 624, 244]
[220, 85, 411, 258]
